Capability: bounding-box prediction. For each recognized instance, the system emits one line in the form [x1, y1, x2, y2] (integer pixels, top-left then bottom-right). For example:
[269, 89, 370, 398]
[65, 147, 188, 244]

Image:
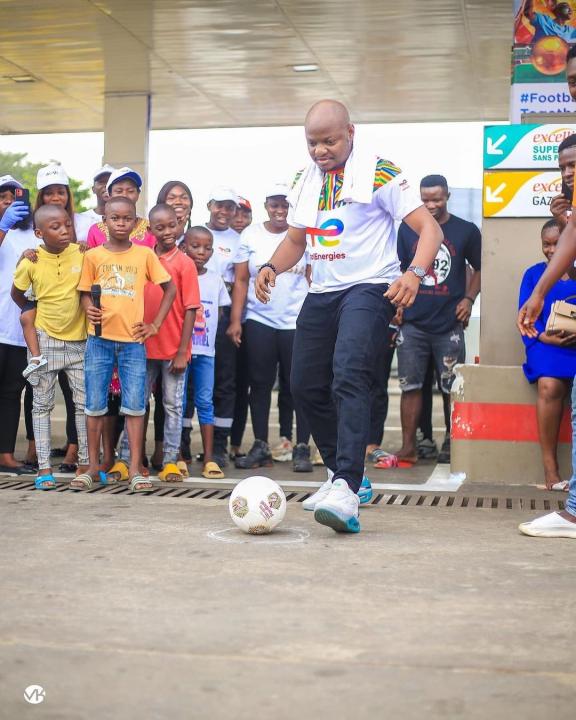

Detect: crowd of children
[0, 163, 320, 490]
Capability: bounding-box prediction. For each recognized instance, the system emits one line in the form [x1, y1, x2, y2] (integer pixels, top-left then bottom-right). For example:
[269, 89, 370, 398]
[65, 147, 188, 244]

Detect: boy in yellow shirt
[11, 205, 88, 490]
[77, 197, 175, 492]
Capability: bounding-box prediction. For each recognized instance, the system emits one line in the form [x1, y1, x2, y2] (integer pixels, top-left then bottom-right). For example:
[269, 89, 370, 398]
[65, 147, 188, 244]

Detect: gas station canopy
[1, 0, 511, 134]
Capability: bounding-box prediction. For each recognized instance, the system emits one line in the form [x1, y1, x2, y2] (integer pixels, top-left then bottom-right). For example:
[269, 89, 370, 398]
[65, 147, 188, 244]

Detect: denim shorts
[396, 322, 465, 394]
[85, 336, 147, 416]
[184, 354, 215, 425]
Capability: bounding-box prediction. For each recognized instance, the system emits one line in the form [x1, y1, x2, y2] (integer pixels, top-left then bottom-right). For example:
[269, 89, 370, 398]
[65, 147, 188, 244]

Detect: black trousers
[58, 371, 78, 446]
[24, 383, 34, 441]
[291, 284, 394, 494]
[368, 334, 396, 447]
[244, 319, 310, 445]
[0, 342, 27, 454]
[213, 307, 237, 431]
[230, 327, 249, 448]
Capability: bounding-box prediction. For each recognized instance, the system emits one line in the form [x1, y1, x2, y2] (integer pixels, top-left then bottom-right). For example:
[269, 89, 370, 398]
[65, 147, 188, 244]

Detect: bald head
[304, 99, 354, 171]
[305, 100, 350, 130]
[34, 203, 69, 229]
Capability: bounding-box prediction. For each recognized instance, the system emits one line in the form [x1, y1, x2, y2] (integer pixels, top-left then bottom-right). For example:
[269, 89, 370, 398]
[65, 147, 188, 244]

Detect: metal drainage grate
[0, 479, 566, 511]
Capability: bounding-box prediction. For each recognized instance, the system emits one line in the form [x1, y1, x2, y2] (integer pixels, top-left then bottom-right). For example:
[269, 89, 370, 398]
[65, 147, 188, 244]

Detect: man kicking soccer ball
[255, 99, 443, 533]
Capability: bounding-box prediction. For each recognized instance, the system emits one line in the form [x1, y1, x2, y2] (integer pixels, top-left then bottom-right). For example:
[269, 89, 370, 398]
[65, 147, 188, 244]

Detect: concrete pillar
[451, 364, 571, 485]
[103, 93, 150, 216]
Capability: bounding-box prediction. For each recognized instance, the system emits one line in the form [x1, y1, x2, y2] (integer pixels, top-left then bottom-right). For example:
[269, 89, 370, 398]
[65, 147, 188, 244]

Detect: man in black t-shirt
[395, 174, 482, 464]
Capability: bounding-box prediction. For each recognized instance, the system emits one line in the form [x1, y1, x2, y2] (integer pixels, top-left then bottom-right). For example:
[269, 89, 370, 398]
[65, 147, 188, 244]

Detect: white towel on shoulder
[288, 147, 377, 227]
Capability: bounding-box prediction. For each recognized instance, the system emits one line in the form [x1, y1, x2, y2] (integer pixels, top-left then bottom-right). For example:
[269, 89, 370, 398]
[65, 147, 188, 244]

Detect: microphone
[91, 284, 102, 337]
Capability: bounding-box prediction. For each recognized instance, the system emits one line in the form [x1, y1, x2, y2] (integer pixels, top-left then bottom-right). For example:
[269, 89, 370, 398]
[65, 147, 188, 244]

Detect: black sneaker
[235, 440, 273, 469]
[437, 436, 451, 464]
[292, 443, 313, 473]
[180, 428, 192, 462]
[213, 428, 229, 468]
[417, 437, 438, 460]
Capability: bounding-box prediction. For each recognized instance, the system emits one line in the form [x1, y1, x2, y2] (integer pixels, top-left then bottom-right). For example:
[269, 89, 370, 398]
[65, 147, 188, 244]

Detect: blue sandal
[35, 474, 57, 490]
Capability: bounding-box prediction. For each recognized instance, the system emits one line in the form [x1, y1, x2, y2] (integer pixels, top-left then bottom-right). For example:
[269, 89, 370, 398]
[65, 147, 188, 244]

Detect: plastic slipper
[158, 463, 183, 482]
[106, 460, 129, 483]
[22, 355, 48, 380]
[35, 474, 56, 490]
[366, 448, 388, 464]
[69, 473, 93, 490]
[130, 475, 153, 492]
[202, 461, 224, 479]
[176, 460, 189, 478]
[373, 453, 399, 469]
[551, 480, 570, 492]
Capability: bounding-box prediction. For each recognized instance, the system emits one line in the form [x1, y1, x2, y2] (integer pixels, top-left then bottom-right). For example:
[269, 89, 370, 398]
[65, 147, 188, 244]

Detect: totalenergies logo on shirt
[307, 219, 344, 247]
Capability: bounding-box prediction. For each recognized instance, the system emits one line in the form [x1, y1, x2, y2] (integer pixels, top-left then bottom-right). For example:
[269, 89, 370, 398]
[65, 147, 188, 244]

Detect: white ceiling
[0, 0, 512, 133]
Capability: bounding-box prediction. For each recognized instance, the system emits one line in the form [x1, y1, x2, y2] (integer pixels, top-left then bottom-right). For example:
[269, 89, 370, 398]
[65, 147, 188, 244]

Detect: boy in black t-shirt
[395, 174, 481, 464]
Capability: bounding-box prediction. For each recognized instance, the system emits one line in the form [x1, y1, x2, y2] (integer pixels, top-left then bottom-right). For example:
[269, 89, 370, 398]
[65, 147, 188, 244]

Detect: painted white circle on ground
[207, 526, 310, 545]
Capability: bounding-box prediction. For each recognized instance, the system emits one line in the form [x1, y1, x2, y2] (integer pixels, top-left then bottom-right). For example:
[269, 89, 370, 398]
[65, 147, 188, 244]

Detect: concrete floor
[0, 488, 574, 720]
[2, 387, 574, 719]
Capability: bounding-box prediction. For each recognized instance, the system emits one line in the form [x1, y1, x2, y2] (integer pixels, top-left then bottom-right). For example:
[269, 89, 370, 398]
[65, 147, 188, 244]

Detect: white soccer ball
[229, 476, 287, 534]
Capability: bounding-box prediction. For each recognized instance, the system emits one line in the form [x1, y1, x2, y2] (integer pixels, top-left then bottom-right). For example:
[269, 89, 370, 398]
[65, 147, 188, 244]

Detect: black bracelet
[464, 295, 475, 304]
[259, 262, 276, 274]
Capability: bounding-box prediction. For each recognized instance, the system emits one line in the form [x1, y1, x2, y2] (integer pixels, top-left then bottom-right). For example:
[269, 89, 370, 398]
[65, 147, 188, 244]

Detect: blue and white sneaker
[358, 474, 373, 505]
[314, 478, 360, 533]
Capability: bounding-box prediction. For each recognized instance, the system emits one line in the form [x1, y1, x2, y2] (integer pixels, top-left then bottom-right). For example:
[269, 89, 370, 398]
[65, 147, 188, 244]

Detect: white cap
[37, 164, 69, 190]
[0, 174, 23, 190]
[93, 164, 114, 181]
[208, 186, 239, 205]
[265, 183, 289, 199]
[106, 167, 142, 193]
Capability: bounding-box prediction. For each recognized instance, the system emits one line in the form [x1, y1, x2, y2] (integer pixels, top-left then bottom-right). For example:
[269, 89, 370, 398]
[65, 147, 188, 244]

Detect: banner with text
[511, 1, 576, 121]
[483, 170, 562, 217]
[484, 124, 576, 169]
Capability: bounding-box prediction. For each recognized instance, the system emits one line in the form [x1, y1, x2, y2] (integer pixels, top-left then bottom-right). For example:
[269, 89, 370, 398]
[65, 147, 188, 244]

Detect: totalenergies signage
[483, 170, 563, 217]
[484, 124, 576, 169]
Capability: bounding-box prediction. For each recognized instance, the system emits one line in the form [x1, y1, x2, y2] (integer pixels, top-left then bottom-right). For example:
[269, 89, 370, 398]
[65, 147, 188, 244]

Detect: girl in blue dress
[519, 219, 576, 490]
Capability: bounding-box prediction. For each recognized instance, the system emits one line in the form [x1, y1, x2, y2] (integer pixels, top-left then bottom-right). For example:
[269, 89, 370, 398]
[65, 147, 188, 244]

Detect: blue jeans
[119, 359, 187, 465]
[85, 336, 147, 416]
[291, 283, 394, 494]
[566, 381, 576, 517]
[184, 355, 215, 425]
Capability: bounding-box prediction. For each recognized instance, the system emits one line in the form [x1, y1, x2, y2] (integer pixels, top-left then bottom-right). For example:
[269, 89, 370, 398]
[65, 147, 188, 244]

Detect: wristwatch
[407, 265, 426, 281]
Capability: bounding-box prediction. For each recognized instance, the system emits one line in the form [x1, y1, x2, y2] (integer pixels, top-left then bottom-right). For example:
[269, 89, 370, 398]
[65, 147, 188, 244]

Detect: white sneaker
[271, 436, 293, 462]
[314, 478, 360, 533]
[302, 469, 334, 511]
[518, 512, 576, 538]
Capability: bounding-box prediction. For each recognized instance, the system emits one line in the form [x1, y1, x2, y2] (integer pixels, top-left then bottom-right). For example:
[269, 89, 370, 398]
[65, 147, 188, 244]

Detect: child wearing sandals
[181, 226, 231, 479]
[76, 196, 175, 492]
[113, 204, 200, 483]
[10, 205, 89, 490]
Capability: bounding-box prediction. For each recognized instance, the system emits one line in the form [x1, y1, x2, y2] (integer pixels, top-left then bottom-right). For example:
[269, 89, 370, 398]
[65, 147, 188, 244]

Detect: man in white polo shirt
[255, 100, 443, 534]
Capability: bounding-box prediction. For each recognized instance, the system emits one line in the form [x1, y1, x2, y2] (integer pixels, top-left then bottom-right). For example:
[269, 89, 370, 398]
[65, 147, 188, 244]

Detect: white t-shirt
[75, 209, 101, 244]
[288, 161, 422, 293]
[235, 222, 309, 330]
[192, 268, 231, 357]
[0, 227, 39, 347]
[205, 226, 240, 284]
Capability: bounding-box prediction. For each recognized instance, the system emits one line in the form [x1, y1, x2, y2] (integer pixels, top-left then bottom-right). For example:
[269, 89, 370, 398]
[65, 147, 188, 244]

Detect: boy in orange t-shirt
[76, 197, 175, 492]
[117, 204, 200, 482]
